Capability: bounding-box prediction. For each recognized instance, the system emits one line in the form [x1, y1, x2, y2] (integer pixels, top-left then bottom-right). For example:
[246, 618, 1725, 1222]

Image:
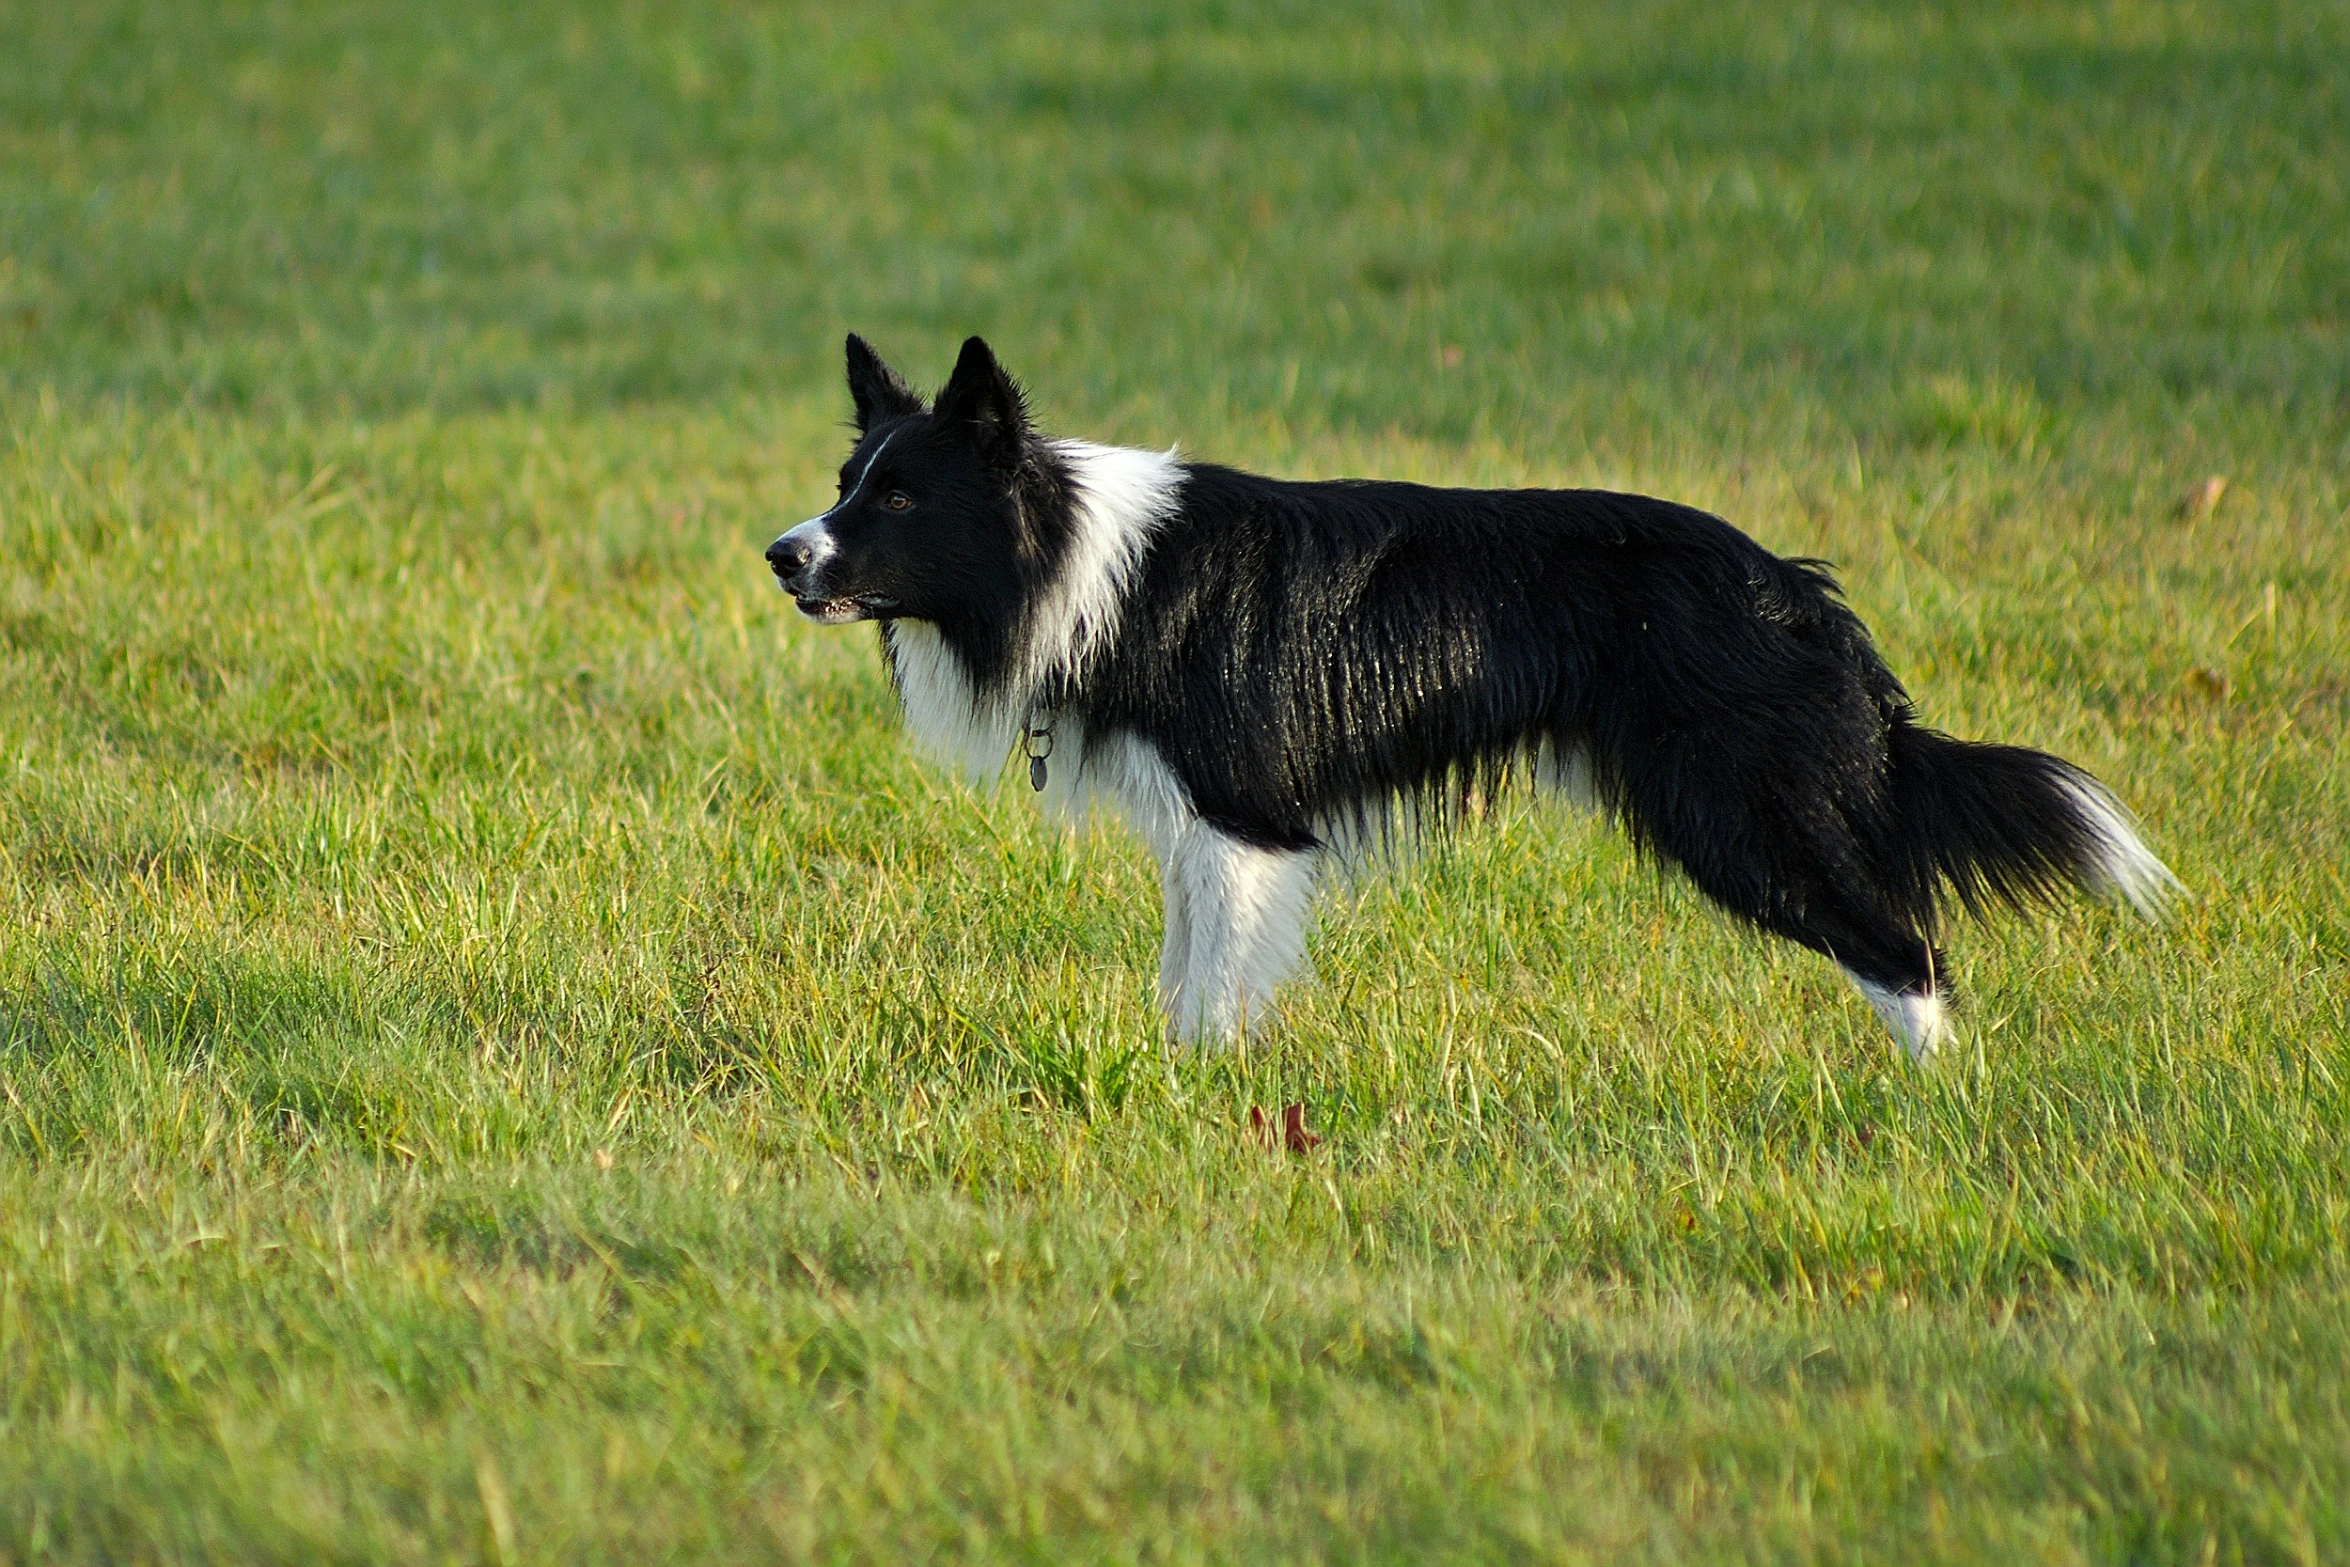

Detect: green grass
[2, 0, 2347, 1560]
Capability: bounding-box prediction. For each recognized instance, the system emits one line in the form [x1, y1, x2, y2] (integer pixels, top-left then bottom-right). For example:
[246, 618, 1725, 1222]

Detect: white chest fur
[885, 621, 1017, 780]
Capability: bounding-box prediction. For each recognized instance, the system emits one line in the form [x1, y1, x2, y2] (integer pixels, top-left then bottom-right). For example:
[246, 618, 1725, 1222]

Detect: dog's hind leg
[1768, 857, 1956, 1062]
[1161, 823, 1321, 1045]
[1721, 868, 1952, 1061]
[1762, 894, 1953, 1062]
[1842, 963, 1952, 1062]
[1730, 878, 1953, 1061]
[1623, 772, 1954, 1060]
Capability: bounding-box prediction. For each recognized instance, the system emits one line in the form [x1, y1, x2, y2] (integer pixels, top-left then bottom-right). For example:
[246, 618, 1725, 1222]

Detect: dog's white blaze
[1847, 972, 1952, 1063]
[1163, 825, 1321, 1044]
[787, 427, 906, 548]
[1027, 440, 1184, 694]
[842, 427, 903, 510]
[2060, 776, 2181, 916]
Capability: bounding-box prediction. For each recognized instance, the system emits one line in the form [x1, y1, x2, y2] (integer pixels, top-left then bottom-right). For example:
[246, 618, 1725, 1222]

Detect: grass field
[3, 1, 2347, 1560]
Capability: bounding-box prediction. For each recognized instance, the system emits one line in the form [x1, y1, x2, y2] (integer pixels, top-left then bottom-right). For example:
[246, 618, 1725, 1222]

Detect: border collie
[767, 335, 2174, 1059]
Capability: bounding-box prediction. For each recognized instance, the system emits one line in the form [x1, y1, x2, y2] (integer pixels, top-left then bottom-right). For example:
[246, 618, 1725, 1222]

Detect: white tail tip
[2062, 777, 2183, 917]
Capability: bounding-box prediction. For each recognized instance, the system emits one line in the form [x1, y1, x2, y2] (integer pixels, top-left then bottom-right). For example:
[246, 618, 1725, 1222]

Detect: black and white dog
[767, 335, 2173, 1059]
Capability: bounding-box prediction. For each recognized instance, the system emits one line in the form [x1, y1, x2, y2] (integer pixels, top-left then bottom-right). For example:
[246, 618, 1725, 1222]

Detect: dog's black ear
[931, 335, 1031, 469]
[845, 333, 924, 432]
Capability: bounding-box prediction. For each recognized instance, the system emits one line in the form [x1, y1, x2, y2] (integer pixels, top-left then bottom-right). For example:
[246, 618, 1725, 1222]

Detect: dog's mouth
[795, 594, 898, 624]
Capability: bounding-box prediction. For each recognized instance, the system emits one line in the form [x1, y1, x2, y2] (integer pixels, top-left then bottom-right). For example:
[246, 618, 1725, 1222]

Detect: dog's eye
[881, 491, 913, 512]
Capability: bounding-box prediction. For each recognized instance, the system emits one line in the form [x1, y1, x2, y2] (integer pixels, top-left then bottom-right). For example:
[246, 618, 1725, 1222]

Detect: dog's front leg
[1162, 823, 1320, 1046]
[1156, 852, 1193, 1027]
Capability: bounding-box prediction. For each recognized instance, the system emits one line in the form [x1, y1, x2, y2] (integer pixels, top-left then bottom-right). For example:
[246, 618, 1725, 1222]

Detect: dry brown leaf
[1248, 1103, 1322, 1156]
[2185, 667, 2230, 702]
[2178, 474, 2228, 519]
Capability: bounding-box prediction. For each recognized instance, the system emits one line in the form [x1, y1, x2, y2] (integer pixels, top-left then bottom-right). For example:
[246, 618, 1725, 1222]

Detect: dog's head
[766, 334, 1037, 625]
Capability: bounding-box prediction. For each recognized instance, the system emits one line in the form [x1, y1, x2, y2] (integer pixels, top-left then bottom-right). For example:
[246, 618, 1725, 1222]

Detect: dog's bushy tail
[1882, 722, 2179, 925]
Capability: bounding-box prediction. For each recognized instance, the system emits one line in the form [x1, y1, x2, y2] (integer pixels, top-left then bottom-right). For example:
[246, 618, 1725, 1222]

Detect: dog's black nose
[766, 536, 812, 579]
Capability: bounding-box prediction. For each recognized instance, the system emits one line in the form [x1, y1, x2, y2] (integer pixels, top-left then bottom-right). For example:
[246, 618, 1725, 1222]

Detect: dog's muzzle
[765, 524, 818, 588]
[766, 519, 892, 623]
